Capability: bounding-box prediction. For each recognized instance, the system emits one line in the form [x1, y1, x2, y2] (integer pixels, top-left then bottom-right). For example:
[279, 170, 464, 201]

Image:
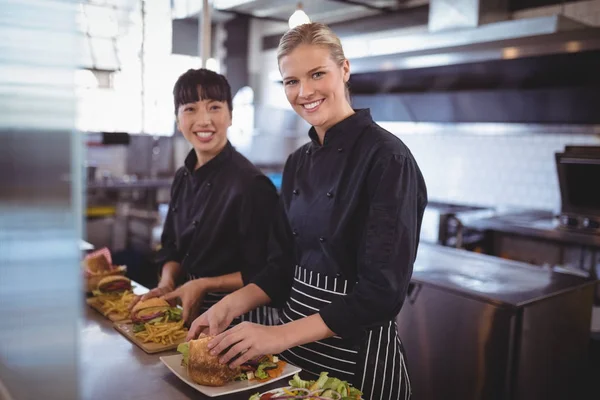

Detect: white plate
[160, 354, 302, 397]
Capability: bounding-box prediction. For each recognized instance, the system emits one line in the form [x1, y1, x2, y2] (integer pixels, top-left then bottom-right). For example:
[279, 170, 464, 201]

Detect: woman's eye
[210, 105, 221, 111]
[184, 107, 194, 112]
[284, 80, 298, 86]
[312, 72, 324, 79]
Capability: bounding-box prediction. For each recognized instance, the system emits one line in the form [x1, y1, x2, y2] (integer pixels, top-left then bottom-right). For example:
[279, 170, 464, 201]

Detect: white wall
[391, 131, 600, 211]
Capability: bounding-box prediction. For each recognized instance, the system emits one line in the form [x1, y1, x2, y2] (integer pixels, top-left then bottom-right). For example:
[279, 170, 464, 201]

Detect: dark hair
[172, 68, 233, 115]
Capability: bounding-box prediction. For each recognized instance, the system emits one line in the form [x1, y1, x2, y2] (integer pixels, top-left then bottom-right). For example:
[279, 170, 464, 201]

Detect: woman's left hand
[162, 279, 208, 325]
[208, 322, 288, 368]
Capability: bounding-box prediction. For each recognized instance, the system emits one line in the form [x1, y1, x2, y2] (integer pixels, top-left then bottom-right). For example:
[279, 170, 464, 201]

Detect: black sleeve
[157, 169, 185, 265]
[238, 175, 279, 285]
[251, 157, 296, 308]
[319, 153, 427, 337]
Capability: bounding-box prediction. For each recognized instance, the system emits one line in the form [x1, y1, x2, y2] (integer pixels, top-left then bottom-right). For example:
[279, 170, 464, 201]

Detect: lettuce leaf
[177, 342, 189, 367]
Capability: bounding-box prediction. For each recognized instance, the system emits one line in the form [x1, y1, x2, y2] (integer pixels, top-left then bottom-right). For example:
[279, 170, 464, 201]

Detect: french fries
[133, 318, 188, 345]
[99, 291, 136, 319]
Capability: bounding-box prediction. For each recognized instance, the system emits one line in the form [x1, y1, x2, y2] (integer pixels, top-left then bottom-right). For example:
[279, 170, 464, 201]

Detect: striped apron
[279, 265, 411, 400]
[188, 274, 279, 326]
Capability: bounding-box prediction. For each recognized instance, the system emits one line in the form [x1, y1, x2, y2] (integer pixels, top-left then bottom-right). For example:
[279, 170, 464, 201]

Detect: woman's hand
[186, 298, 235, 340]
[207, 323, 288, 368]
[128, 285, 173, 311]
[162, 279, 208, 324]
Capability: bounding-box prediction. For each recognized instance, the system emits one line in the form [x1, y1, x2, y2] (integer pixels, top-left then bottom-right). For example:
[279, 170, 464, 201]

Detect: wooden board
[113, 322, 186, 354]
[86, 296, 131, 323]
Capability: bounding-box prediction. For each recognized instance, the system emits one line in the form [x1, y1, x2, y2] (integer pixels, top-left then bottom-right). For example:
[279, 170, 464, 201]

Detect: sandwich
[179, 336, 241, 386]
[85, 252, 112, 273]
[83, 248, 126, 292]
[177, 338, 287, 387]
[94, 275, 132, 296]
[130, 298, 186, 344]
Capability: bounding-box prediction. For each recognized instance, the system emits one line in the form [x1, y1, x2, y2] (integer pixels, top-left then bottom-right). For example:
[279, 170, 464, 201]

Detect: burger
[130, 298, 182, 332]
[85, 253, 112, 273]
[179, 336, 241, 386]
[177, 337, 286, 387]
[95, 275, 132, 295]
[83, 250, 127, 292]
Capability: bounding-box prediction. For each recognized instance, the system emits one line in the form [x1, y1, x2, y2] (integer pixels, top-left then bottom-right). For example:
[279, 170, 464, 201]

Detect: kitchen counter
[464, 209, 600, 247]
[413, 242, 596, 307]
[80, 284, 292, 400]
[402, 243, 597, 400]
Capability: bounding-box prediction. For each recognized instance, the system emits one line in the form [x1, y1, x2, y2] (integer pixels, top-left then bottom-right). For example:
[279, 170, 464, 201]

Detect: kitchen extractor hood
[347, 0, 600, 124]
[349, 0, 600, 73]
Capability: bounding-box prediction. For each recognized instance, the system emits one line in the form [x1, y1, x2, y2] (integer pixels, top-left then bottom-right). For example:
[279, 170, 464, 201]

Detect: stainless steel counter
[80, 286, 289, 400]
[401, 243, 597, 400]
[465, 209, 600, 247]
[413, 242, 597, 307]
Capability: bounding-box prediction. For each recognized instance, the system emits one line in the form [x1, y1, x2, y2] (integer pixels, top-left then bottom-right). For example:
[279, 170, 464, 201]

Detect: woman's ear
[342, 59, 351, 83]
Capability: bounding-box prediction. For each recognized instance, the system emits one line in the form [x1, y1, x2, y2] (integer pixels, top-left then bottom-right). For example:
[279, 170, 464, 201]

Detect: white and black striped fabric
[279, 265, 411, 400]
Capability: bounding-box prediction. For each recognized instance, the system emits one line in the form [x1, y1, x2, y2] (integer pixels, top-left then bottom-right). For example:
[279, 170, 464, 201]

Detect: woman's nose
[298, 81, 315, 98]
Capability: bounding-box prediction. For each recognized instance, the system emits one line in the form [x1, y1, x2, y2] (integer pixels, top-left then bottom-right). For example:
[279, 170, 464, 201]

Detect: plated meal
[130, 298, 188, 345]
[250, 372, 363, 400]
[87, 275, 135, 321]
[177, 336, 287, 386]
[159, 339, 301, 397]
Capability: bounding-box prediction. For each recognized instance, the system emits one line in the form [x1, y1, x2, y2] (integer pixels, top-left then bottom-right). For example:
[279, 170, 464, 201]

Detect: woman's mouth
[194, 131, 215, 143]
[301, 99, 324, 112]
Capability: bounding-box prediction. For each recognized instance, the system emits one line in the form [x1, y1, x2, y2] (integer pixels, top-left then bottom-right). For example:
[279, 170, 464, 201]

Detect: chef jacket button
[292, 189, 299, 195]
[326, 192, 333, 198]
[183, 171, 188, 176]
[192, 220, 198, 227]
[172, 206, 178, 213]
[337, 147, 343, 153]
[319, 237, 326, 242]
[185, 252, 189, 258]
[293, 230, 298, 236]
[206, 182, 212, 188]
[336, 273, 341, 277]
[305, 149, 311, 155]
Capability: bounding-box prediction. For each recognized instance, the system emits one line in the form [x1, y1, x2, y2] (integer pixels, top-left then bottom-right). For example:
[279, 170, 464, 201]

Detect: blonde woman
[188, 23, 427, 399]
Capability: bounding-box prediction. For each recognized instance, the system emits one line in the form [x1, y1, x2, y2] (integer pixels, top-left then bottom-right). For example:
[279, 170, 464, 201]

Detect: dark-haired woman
[130, 68, 279, 326]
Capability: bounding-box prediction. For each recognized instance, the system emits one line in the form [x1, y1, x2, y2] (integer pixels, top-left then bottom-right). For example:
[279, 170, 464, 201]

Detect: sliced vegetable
[309, 372, 329, 390]
[177, 342, 189, 367]
[323, 378, 342, 390]
[348, 387, 363, 397]
[254, 366, 269, 380]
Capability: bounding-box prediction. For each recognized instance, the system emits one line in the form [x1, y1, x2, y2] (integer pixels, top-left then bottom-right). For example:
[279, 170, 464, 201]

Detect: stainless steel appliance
[397, 244, 596, 400]
[556, 146, 600, 234]
[420, 201, 494, 250]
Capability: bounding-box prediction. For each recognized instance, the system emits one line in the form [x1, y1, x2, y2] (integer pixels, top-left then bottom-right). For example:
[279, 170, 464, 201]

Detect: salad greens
[249, 372, 363, 400]
[177, 342, 189, 367]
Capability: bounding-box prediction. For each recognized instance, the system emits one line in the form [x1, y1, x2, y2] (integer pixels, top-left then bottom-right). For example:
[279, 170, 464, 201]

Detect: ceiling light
[288, 2, 310, 29]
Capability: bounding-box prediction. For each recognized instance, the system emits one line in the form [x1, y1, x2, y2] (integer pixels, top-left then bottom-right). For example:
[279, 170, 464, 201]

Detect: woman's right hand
[186, 298, 234, 340]
[128, 285, 173, 311]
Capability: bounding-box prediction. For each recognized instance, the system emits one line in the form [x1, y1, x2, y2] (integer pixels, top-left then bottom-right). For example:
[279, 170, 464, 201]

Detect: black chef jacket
[158, 141, 278, 285]
[253, 109, 428, 337]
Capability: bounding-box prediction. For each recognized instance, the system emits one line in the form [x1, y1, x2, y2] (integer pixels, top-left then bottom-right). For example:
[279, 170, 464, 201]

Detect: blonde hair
[277, 23, 350, 101]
